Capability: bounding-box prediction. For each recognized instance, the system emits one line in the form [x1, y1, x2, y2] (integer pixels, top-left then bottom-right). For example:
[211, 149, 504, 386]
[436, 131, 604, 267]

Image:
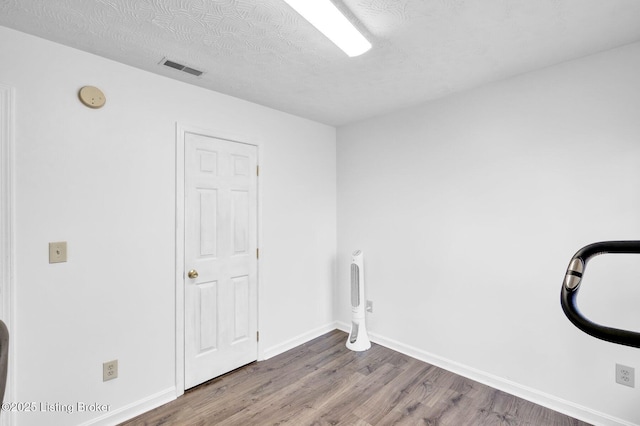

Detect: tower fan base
[346, 320, 371, 351]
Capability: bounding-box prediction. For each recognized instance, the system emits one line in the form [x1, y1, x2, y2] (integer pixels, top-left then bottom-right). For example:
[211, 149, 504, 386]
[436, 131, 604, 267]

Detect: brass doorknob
[188, 269, 199, 279]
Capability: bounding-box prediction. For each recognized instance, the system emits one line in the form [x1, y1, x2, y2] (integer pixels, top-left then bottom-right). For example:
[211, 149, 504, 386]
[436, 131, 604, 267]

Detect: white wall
[5, 18, 640, 426]
[0, 26, 336, 426]
[337, 42, 640, 425]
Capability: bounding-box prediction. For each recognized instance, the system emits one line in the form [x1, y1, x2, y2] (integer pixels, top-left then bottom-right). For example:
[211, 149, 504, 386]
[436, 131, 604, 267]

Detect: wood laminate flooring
[120, 330, 591, 425]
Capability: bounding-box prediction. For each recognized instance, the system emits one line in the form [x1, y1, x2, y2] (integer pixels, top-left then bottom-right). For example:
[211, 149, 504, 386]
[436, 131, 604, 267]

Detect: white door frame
[0, 84, 16, 426]
[175, 123, 262, 396]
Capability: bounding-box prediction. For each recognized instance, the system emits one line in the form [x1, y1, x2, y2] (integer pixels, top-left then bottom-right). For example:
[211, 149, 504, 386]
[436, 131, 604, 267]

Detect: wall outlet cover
[103, 360, 118, 382]
[616, 364, 635, 388]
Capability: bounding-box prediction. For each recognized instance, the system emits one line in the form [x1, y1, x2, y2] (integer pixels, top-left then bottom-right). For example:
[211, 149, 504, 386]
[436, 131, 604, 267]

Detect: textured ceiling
[1, 0, 640, 125]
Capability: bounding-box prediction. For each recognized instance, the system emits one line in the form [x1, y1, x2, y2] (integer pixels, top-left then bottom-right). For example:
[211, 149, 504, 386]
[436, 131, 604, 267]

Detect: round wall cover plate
[78, 86, 106, 109]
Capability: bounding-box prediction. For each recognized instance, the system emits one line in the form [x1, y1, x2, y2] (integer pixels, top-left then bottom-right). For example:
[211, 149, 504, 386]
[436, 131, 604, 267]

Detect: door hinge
[257, 331, 260, 342]
[256, 165, 259, 176]
[256, 248, 259, 259]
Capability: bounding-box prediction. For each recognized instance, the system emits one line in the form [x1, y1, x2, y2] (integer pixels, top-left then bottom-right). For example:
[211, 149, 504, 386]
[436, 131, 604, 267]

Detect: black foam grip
[560, 241, 640, 348]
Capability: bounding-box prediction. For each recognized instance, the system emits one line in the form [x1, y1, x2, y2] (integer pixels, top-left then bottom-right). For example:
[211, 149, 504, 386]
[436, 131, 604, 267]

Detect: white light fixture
[283, 0, 371, 57]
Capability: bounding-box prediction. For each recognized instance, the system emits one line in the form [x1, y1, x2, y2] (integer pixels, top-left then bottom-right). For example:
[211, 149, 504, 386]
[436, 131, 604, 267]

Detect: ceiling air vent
[160, 58, 204, 77]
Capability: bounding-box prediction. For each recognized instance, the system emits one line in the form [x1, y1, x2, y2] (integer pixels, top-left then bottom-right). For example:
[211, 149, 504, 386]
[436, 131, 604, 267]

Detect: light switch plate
[49, 242, 67, 263]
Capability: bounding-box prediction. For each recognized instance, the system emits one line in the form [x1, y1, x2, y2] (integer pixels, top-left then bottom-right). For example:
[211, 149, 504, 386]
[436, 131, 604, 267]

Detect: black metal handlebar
[561, 241, 640, 348]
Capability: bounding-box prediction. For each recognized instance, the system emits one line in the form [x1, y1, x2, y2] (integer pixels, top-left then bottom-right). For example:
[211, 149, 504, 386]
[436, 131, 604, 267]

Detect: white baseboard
[79, 387, 176, 426]
[78, 324, 635, 426]
[335, 321, 634, 426]
[261, 321, 338, 360]
[80, 322, 336, 425]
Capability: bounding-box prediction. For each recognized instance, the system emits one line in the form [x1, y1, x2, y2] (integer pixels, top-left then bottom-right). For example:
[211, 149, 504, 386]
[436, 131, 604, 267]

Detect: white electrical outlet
[616, 364, 635, 388]
[103, 360, 118, 382]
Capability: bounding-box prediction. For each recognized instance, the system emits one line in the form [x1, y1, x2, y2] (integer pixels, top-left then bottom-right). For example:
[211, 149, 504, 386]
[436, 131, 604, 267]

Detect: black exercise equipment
[561, 241, 640, 348]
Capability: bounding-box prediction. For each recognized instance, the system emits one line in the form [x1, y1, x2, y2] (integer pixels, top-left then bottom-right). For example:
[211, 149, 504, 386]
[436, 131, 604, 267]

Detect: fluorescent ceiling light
[283, 0, 372, 57]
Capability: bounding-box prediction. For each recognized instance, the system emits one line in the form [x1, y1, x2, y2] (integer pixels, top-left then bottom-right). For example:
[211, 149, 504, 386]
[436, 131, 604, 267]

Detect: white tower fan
[347, 250, 371, 351]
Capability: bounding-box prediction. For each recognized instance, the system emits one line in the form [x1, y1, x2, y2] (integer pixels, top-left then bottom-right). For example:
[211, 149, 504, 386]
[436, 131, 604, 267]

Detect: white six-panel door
[184, 132, 258, 389]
